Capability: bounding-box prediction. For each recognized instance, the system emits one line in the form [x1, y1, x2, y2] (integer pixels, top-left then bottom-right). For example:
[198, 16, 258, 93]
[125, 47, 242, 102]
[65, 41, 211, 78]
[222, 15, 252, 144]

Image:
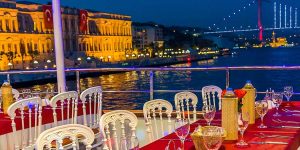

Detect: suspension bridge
[204, 0, 299, 41]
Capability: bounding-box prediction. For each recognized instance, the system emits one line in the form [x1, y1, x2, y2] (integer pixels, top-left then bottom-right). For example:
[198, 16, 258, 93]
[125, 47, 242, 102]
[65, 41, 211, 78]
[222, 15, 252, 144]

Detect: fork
[254, 133, 291, 139]
[282, 108, 300, 113]
[272, 118, 300, 124]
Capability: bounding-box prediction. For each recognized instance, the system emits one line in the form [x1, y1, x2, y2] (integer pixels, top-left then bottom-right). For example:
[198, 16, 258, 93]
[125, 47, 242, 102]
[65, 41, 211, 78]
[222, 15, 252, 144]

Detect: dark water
[23, 47, 300, 110]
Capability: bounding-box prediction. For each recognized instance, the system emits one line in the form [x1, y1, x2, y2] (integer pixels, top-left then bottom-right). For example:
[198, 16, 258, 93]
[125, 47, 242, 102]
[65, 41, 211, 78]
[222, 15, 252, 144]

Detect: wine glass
[255, 100, 269, 128]
[272, 93, 283, 117]
[165, 139, 176, 150]
[120, 136, 139, 150]
[284, 86, 293, 102]
[202, 105, 216, 126]
[202, 126, 224, 150]
[236, 112, 249, 147]
[174, 118, 190, 150]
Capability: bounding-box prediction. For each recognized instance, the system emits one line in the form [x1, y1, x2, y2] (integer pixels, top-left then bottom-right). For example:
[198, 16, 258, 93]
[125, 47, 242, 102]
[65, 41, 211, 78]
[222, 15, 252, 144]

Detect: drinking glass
[202, 105, 216, 126]
[174, 118, 190, 150]
[284, 86, 293, 102]
[272, 93, 283, 117]
[255, 100, 269, 128]
[236, 112, 249, 147]
[202, 126, 224, 150]
[165, 139, 176, 150]
[120, 136, 139, 150]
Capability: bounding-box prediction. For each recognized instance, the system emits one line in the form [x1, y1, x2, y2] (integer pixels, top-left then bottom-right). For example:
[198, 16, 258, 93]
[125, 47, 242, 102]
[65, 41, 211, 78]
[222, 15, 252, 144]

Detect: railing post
[226, 69, 230, 89]
[150, 71, 154, 100]
[6, 74, 10, 84]
[76, 71, 80, 94]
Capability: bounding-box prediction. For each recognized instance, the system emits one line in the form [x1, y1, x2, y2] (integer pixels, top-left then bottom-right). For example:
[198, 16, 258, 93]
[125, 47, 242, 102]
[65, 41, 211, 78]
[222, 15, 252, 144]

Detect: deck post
[150, 71, 154, 100]
[52, 0, 66, 93]
[76, 71, 80, 94]
[226, 69, 230, 89]
[6, 74, 10, 83]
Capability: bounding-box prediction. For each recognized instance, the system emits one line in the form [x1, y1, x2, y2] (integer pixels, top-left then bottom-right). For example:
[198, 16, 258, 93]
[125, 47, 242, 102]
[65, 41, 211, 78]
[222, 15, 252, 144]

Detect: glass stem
[260, 116, 264, 126]
[180, 139, 185, 150]
[208, 121, 211, 126]
[276, 107, 279, 115]
[240, 130, 245, 142]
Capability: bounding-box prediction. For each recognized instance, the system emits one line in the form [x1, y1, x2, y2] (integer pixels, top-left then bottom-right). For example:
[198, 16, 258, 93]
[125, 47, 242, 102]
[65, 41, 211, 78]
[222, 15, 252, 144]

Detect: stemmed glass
[284, 86, 293, 102]
[236, 112, 249, 147]
[272, 93, 283, 117]
[255, 100, 269, 128]
[120, 136, 139, 150]
[165, 140, 176, 150]
[174, 118, 190, 150]
[202, 105, 216, 126]
[202, 126, 224, 150]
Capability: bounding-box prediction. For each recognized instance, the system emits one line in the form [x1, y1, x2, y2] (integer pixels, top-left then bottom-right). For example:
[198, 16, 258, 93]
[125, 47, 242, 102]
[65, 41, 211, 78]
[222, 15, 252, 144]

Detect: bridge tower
[258, 0, 263, 41]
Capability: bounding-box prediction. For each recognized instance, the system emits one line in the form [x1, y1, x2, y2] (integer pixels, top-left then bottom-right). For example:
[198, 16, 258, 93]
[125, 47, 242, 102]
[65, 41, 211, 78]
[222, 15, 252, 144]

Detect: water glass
[202, 126, 224, 150]
[120, 136, 139, 150]
[174, 118, 190, 150]
[284, 86, 293, 102]
[272, 93, 283, 117]
[22, 89, 32, 99]
[255, 100, 269, 128]
[202, 105, 216, 126]
[236, 112, 249, 147]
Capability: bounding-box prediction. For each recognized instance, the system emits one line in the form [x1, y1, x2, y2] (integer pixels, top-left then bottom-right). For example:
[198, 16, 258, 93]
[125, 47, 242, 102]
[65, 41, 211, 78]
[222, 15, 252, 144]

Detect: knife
[270, 125, 300, 129]
[248, 141, 288, 145]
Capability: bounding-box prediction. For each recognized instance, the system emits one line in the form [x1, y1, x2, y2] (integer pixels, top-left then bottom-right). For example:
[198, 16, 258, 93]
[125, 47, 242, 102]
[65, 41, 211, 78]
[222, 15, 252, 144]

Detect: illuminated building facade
[0, 0, 132, 70]
[132, 23, 164, 50]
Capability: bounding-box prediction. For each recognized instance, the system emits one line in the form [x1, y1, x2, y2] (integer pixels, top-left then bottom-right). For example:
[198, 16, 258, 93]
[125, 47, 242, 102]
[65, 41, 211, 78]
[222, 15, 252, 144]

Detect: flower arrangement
[222, 89, 247, 112]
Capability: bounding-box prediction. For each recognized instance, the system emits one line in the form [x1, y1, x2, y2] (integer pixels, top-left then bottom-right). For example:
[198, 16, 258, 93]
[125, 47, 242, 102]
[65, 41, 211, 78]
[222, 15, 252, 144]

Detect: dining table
[141, 102, 300, 150]
[0, 101, 96, 150]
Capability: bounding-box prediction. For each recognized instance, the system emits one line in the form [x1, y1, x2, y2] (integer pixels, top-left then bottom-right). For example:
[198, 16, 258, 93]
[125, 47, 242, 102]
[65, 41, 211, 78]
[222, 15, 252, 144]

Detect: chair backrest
[0, 88, 20, 100]
[202, 85, 222, 110]
[174, 91, 198, 122]
[35, 124, 95, 150]
[100, 110, 138, 150]
[80, 86, 102, 128]
[7, 97, 42, 150]
[49, 91, 78, 126]
[143, 99, 173, 143]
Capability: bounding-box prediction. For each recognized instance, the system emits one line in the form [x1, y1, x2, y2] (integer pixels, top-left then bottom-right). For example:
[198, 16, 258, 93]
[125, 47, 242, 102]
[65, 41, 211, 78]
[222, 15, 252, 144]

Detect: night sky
[16, 0, 300, 28]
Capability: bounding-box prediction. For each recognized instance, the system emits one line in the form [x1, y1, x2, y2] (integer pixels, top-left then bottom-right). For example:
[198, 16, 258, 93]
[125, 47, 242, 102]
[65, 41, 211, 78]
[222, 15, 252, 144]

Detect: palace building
[0, 0, 132, 70]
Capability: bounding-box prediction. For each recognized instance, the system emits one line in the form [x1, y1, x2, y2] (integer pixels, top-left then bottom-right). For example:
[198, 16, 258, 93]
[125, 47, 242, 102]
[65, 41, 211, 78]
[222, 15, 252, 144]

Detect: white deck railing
[2, 66, 300, 99]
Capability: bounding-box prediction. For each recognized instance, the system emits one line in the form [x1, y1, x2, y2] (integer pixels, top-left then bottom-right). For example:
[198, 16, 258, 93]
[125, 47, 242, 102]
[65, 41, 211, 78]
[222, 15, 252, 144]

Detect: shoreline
[6, 53, 223, 89]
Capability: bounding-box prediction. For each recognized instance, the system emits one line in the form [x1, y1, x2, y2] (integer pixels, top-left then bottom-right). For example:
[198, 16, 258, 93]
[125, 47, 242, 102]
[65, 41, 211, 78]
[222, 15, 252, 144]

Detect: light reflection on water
[18, 47, 300, 110]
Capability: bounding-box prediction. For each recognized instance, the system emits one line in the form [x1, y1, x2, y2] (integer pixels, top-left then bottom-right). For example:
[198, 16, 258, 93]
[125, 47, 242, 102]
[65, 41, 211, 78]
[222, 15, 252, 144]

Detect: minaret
[272, 31, 276, 43]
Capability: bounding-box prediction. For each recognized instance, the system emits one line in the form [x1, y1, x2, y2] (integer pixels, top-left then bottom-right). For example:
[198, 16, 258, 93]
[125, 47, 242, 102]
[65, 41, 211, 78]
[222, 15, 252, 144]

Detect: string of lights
[208, 0, 256, 31]
[205, 1, 299, 35]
